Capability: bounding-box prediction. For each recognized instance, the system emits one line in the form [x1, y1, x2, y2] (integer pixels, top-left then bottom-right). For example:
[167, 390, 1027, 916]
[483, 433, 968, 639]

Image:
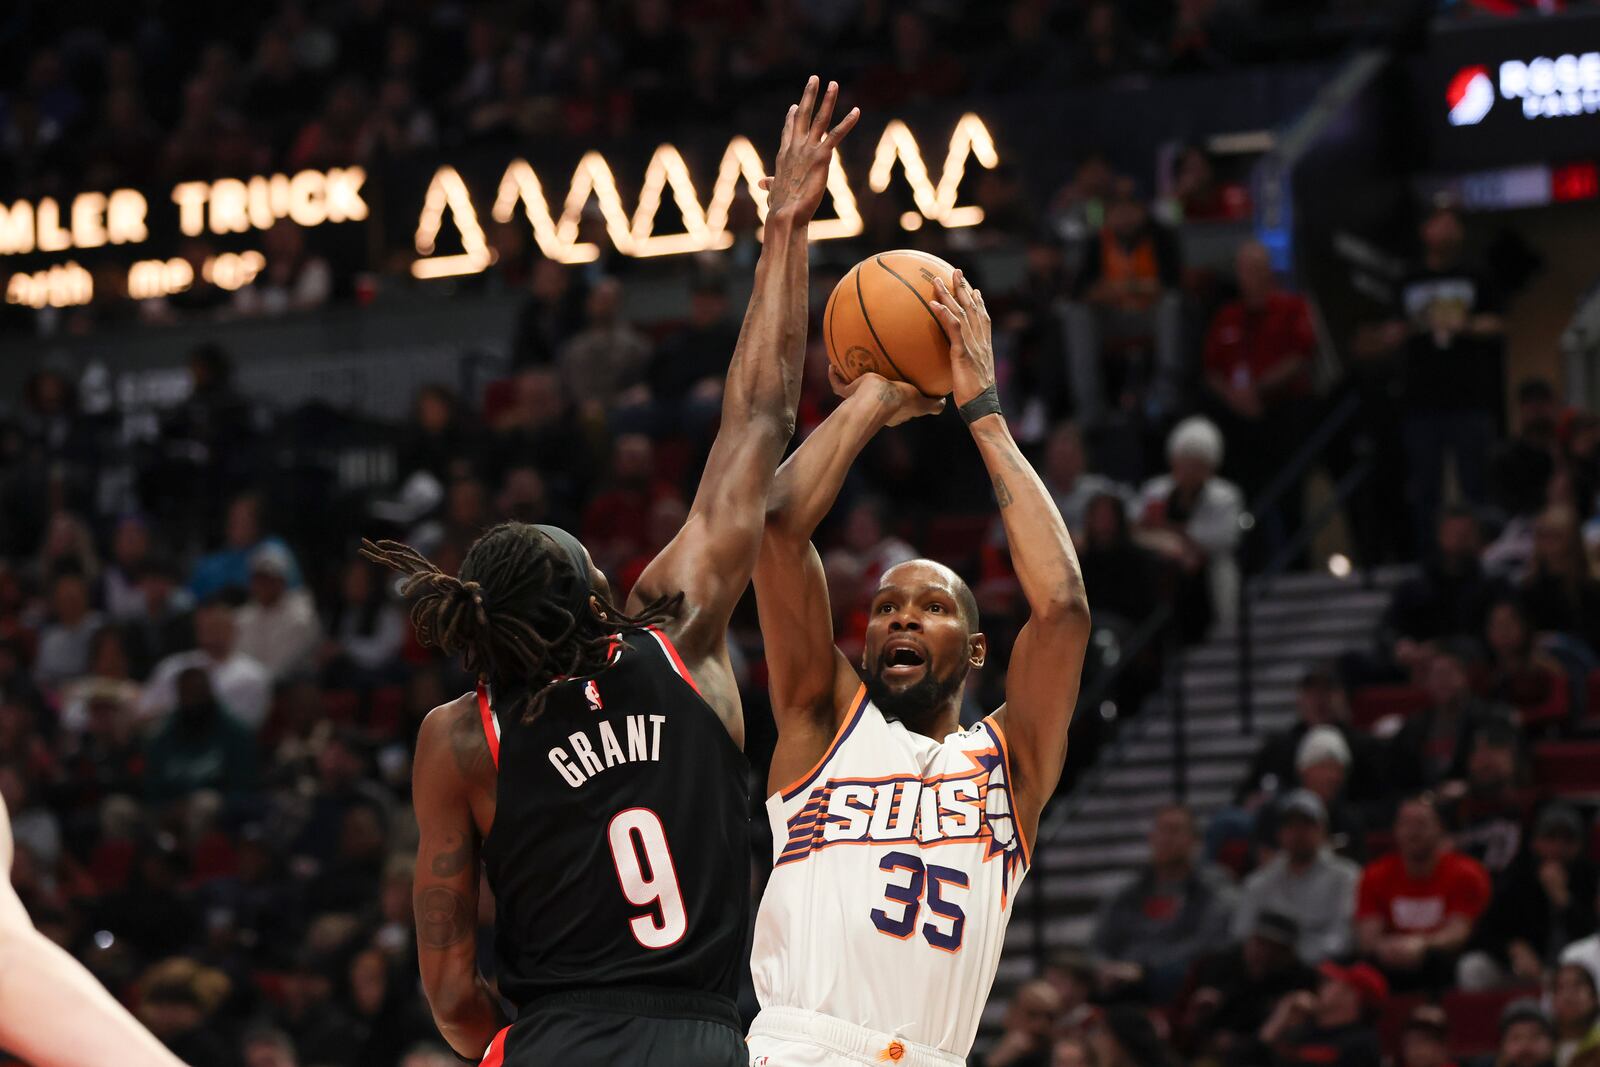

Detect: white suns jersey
[750, 685, 1031, 1056]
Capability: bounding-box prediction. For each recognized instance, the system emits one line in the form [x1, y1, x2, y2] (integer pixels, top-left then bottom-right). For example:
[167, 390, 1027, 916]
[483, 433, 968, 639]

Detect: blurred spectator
[858, 11, 966, 108]
[143, 667, 257, 802]
[1441, 718, 1536, 878]
[1460, 805, 1597, 990]
[141, 600, 272, 731]
[1138, 417, 1244, 639]
[823, 498, 919, 617]
[581, 434, 677, 577]
[400, 1044, 458, 1067]
[1565, 885, 1600, 997]
[1357, 794, 1491, 990]
[1260, 961, 1387, 1067]
[34, 568, 103, 690]
[1285, 727, 1368, 860]
[1092, 805, 1237, 1001]
[1235, 666, 1378, 809]
[1052, 1035, 1096, 1067]
[466, 54, 554, 144]
[58, 624, 143, 733]
[1164, 145, 1245, 223]
[981, 0, 1071, 93]
[367, 75, 438, 157]
[31, 510, 101, 590]
[1041, 949, 1099, 1037]
[1041, 424, 1133, 539]
[511, 260, 588, 370]
[234, 545, 321, 682]
[278, 950, 364, 1066]
[1497, 999, 1558, 1067]
[1201, 240, 1317, 530]
[1400, 1005, 1457, 1067]
[1520, 507, 1600, 654]
[241, 1026, 298, 1067]
[231, 223, 334, 318]
[288, 76, 372, 170]
[1552, 962, 1600, 1067]
[1372, 507, 1495, 683]
[558, 277, 652, 423]
[57, 682, 145, 809]
[1483, 596, 1570, 729]
[1380, 205, 1507, 548]
[1087, 1005, 1178, 1067]
[642, 276, 737, 439]
[320, 557, 405, 687]
[978, 979, 1063, 1067]
[126, 553, 197, 672]
[1185, 911, 1318, 1061]
[190, 492, 304, 602]
[1492, 381, 1562, 522]
[1067, 180, 1185, 423]
[103, 516, 155, 620]
[1073, 491, 1162, 628]
[1389, 641, 1508, 794]
[136, 957, 234, 1067]
[399, 384, 478, 486]
[1068, 2, 1154, 83]
[1233, 790, 1360, 963]
[0, 764, 61, 872]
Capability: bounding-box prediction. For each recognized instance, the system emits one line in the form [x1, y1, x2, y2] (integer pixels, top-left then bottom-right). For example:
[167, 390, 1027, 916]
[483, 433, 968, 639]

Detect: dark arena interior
[2, 2, 1600, 1066]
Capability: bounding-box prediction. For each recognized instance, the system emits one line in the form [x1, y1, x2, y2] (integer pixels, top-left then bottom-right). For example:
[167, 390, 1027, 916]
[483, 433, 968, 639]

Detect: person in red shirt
[1202, 240, 1317, 529]
[1357, 794, 1492, 991]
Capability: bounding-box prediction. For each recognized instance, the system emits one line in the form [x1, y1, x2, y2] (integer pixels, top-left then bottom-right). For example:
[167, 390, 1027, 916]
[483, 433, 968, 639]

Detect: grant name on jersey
[548, 713, 665, 788]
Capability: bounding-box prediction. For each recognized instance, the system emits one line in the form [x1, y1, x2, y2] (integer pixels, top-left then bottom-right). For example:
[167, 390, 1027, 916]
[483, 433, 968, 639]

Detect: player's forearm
[767, 384, 894, 541]
[0, 924, 187, 1067]
[720, 219, 807, 442]
[970, 415, 1089, 624]
[426, 971, 507, 1060]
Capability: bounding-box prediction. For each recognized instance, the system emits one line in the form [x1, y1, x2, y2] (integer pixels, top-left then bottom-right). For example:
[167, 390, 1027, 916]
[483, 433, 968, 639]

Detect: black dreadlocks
[360, 523, 681, 719]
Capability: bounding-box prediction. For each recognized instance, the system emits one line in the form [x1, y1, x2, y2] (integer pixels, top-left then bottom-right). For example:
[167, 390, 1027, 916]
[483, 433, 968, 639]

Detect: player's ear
[968, 632, 987, 671]
[590, 593, 608, 620]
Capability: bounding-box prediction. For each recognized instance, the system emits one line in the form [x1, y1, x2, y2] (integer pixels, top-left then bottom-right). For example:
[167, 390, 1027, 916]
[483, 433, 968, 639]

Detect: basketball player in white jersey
[747, 272, 1092, 1066]
[0, 793, 190, 1067]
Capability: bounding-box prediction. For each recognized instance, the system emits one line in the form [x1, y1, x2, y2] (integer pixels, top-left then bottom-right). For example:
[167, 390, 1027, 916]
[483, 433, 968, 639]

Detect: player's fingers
[933, 278, 966, 319]
[928, 292, 964, 340]
[796, 75, 819, 130]
[759, 176, 774, 191]
[827, 365, 851, 396]
[950, 269, 977, 314]
[777, 105, 796, 156]
[810, 80, 838, 141]
[825, 106, 861, 146]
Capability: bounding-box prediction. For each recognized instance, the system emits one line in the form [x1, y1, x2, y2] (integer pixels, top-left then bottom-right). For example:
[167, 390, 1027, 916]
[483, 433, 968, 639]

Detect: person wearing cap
[126, 552, 196, 670]
[1440, 718, 1537, 880]
[1258, 725, 1368, 862]
[140, 599, 272, 730]
[1358, 793, 1492, 991]
[1092, 805, 1238, 1002]
[1234, 789, 1361, 964]
[1460, 805, 1597, 991]
[1401, 1004, 1457, 1067]
[1390, 640, 1510, 795]
[1234, 666, 1380, 809]
[1495, 999, 1558, 1067]
[1553, 962, 1600, 1067]
[1185, 911, 1318, 1061]
[1261, 960, 1387, 1067]
[234, 542, 322, 682]
[189, 491, 304, 602]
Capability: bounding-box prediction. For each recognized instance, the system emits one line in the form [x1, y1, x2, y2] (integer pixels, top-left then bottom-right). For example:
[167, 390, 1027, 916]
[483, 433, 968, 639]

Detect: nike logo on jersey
[548, 713, 664, 788]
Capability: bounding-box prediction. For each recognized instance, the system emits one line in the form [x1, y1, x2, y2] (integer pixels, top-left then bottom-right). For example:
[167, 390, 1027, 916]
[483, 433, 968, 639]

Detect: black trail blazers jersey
[477, 626, 750, 1010]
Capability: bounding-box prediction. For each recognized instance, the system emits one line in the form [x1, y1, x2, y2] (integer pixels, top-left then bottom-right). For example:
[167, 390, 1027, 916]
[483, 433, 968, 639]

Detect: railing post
[1168, 627, 1188, 803]
[1237, 544, 1254, 738]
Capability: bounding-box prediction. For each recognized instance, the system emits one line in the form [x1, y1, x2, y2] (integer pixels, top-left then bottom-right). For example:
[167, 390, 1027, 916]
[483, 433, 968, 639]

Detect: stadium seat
[1532, 741, 1600, 798]
[1377, 993, 1429, 1057]
[1350, 684, 1431, 730]
[1442, 987, 1541, 1058]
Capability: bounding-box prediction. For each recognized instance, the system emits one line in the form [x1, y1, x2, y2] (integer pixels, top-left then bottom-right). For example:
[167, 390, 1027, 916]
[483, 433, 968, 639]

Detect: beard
[864, 660, 968, 733]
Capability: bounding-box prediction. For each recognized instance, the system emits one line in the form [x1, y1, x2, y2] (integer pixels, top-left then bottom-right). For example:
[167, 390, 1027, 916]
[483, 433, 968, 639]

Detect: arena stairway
[975, 565, 1413, 1042]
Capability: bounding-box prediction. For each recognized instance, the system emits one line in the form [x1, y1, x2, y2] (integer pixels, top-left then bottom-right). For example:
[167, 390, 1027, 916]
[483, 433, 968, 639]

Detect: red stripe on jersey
[646, 626, 703, 696]
[475, 683, 500, 769]
[480, 1025, 510, 1067]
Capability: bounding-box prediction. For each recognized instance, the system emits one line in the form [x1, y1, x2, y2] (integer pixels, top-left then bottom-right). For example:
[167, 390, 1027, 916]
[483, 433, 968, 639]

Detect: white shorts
[746, 1007, 964, 1067]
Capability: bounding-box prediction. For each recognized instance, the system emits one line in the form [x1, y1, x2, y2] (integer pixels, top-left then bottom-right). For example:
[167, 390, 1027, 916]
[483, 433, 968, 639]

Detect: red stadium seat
[1443, 988, 1541, 1058]
[1350, 685, 1432, 730]
[1532, 741, 1600, 798]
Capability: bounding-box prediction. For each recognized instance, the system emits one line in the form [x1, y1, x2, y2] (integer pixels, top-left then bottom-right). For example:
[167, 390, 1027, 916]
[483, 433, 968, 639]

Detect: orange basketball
[823, 250, 958, 398]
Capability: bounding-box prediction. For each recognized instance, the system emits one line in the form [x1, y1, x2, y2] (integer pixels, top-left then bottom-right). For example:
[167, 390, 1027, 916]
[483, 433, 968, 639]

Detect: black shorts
[491, 987, 746, 1067]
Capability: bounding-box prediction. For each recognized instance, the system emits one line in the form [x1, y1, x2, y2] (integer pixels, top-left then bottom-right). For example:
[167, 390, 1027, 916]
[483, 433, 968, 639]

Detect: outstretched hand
[760, 76, 860, 226]
[828, 367, 945, 427]
[930, 269, 995, 408]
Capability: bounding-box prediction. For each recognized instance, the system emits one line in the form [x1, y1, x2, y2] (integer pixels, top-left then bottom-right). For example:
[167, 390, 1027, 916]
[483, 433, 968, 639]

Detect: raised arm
[411, 703, 506, 1059]
[630, 78, 859, 698]
[757, 373, 942, 794]
[0, 796, 189, 1067]
[931, 273, 1091, 843]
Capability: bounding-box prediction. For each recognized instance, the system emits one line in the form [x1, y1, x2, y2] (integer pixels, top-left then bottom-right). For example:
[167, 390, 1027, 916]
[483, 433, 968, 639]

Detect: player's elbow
[423, 976, 488, 1053]
[1034, 586, 1091, 630]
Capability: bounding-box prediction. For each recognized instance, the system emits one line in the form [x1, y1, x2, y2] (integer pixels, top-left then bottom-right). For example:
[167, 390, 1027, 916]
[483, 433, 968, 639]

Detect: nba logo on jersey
[584, 679, 603, 711]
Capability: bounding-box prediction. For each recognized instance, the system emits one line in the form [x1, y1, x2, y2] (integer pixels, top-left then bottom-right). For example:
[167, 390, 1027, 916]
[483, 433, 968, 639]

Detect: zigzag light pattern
[412, 114, 996, 276]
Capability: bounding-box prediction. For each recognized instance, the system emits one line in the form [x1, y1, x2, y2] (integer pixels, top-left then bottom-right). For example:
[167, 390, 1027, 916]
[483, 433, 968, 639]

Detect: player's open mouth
[881, 639, 928, 678]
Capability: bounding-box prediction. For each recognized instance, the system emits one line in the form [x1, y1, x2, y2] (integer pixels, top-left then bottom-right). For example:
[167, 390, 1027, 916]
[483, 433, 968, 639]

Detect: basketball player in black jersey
[361, 78, 858, 1067]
